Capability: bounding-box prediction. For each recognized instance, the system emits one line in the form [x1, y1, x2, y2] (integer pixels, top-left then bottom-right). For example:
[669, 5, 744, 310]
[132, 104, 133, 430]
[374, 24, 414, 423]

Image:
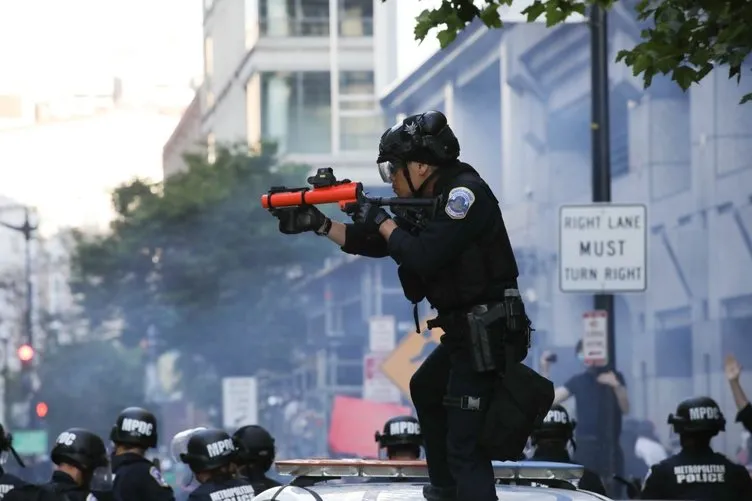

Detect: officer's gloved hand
[352, 201, 390, 233]
[270, 206, 327, 234]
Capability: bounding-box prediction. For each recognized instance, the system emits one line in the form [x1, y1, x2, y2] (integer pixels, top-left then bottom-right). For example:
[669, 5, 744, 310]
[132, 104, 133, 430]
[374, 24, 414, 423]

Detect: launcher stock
[260, 167, 435, 213]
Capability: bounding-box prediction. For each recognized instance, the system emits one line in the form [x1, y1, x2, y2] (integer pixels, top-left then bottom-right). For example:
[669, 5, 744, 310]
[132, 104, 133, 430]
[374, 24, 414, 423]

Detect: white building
[0, 197, 28, 344]
[200, 0, 397, 185]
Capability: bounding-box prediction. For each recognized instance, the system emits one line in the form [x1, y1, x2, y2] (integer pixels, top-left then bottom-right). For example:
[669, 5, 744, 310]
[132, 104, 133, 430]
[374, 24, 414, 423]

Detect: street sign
[559, 204, 648, 293]
[221, 377, 258, 429]
[368, 316, 396, 352]
[582, 310, 608, 366]
[363, 353, 401, 403]
[380, 318, 443, 401]
[12, 430, 48, 455]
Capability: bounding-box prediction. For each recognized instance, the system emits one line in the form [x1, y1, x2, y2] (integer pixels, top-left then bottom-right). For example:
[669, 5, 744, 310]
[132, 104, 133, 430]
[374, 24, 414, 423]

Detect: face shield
[377, 159, 406, 184]
[170, 427, 207, 463]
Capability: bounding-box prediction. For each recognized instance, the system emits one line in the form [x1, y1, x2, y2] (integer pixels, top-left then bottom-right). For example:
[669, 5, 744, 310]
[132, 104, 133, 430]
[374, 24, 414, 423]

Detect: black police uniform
[270, 111, 550, 501]
[641, 396, 752, 500]
[180, 429, 254, 501]
[528, 404, 606, 495]
[0, 424, 28, 499]
[0, 465, 26, 499]
[6, 428, 110, 501]
[109, 407, 174, 501]
[350, 112, 538, 501]
[231, 425, 281, 495]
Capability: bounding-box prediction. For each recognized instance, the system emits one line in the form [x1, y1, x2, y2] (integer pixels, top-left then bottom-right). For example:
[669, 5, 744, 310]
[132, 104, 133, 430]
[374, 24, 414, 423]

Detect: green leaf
[479, 4, 502, 29]
[521, 0, 545, 22]
[672, 65, 697, 91]
[740, 92, 752, 105]
[437, 28, 459, 48]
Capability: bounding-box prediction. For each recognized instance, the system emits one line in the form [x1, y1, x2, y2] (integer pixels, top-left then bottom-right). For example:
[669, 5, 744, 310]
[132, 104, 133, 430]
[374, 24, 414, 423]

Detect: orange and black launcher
[260, 167, 362, 211]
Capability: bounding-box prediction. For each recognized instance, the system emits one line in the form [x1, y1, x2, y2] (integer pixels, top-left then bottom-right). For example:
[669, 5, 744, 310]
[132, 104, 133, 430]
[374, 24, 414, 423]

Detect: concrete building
[200, 0, 397, 184]
[163, 93, 203, 178]
[378, 12, 752, 453]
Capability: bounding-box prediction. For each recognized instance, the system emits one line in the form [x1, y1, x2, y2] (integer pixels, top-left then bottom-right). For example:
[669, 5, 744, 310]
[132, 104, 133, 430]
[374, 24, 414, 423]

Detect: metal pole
[23, 208, 34, 348]
[590, 4, 619, 494]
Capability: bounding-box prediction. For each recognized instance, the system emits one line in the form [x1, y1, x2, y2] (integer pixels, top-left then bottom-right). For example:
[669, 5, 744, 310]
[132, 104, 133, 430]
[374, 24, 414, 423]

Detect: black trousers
[409, 341, 498, 501]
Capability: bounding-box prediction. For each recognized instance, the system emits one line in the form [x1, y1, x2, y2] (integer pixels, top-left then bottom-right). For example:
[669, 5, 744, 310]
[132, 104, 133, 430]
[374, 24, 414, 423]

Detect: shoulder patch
[445, 186, 476, 220]
[150, 466, 169, 487]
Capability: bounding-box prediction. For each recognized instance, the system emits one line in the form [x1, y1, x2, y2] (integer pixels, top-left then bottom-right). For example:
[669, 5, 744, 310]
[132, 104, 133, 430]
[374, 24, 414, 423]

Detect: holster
[479, 364, 554, 461]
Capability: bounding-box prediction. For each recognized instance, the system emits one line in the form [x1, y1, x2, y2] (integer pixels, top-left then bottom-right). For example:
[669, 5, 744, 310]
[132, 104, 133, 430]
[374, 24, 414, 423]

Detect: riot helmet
[531, 404, 576, 446]
[233, 425, 275, 471]
[376, 111, 460, 185]
[375, 415, 422, 459]
[179, 428, 237, 474]
[668, 396, 726, 436]
[51, 428, 109, 473]
[110, 406, 158, 449]
[0, 423, 25, 467]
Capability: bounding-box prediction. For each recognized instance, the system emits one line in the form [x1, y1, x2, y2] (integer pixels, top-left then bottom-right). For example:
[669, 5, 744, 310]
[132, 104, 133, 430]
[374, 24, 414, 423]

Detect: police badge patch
[445, 187, 475, 220]
[150, 466, 169, 487]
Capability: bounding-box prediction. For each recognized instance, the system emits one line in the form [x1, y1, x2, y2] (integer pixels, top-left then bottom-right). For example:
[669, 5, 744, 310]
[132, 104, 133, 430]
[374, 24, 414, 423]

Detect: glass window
[261, 72, 332, 154]
[339, 0, 373, 36]
[259, 0, 329, 36]
[339, 71, 374, 95]
[340, 114, 383, 152]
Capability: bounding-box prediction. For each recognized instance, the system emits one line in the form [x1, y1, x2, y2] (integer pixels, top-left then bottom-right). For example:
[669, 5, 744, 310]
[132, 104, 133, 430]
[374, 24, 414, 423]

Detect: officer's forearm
[729, 378, 750, 411]
[614, 384, 630, 414]
[326, 220, 347, 246]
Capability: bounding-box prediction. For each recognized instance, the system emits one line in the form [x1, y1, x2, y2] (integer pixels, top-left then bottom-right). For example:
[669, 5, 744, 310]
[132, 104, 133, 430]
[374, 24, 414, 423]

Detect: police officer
[109, 406, 174, 501]
[0, 424, 27, 499]
[179, 428, 253, 501]
[528, 404, 606, 495]
[5, 428, 109, 501]
[640, 396, 752, 500]
[170, 428, 206, 501]
[231, 425, 281, 494]
[271, 111, 541, 501]
[375, 415, 422, 461]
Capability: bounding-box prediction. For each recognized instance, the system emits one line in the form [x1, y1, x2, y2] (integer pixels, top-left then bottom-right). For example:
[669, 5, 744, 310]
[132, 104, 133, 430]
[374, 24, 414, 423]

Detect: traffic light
[17, 343, 34, 369]
[35, 401, 49, 418]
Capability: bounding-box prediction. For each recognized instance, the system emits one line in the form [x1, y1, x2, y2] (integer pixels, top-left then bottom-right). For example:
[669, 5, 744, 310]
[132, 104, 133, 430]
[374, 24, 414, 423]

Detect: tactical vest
[399, 163, 519, 314]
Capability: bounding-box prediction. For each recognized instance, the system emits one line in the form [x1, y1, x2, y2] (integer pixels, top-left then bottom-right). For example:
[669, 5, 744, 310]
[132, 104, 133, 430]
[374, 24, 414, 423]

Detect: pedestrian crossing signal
[36, 401, 48, 418]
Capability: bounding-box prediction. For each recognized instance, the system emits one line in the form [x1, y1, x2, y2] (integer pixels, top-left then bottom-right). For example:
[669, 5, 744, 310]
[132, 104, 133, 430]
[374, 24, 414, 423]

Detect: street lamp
[0, 205, 38, 348]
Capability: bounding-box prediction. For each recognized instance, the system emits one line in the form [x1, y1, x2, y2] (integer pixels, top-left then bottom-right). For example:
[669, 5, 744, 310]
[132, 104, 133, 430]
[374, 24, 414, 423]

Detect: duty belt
[426, 302, 507, 330]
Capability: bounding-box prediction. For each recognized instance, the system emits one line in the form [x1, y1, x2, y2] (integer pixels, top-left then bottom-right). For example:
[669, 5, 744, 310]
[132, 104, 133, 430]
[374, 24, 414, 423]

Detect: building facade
[377, 10, 752, 453]
[200, 0, 397, 184]
[162, 92, 203, 178]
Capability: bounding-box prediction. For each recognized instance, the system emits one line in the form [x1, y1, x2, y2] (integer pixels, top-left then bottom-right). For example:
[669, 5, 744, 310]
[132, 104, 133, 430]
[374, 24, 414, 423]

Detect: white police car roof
[253, 459, 613, 501]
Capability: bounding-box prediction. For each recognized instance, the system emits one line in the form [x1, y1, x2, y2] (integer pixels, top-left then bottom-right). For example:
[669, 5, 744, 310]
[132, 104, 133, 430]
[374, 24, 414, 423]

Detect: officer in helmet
[109, 406, 174, 501]
[528, 405, 606, 495]
[375, 416, 422, 461]
[179, 428, 253, 501]
[0, 424, 28, 498]
[271, 111, 545, 501]
[640, 396, 752, 500]
[5, 428, 109, 501]
[231, 425, 281, 495]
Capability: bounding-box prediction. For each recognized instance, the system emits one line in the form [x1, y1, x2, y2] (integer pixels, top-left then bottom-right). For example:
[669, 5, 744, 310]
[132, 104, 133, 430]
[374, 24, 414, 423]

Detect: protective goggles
[377, 160, 406, 183]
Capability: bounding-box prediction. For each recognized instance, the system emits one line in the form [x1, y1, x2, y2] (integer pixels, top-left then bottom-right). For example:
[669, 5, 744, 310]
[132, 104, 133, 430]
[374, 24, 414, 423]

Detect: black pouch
[397, 265, 425, 304]
[479, 363, 554, 460]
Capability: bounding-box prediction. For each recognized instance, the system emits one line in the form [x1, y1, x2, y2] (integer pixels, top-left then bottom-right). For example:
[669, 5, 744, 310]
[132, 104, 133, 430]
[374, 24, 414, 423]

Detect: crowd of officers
[0, 407, 280, 501]
[0, 392, 749, 501]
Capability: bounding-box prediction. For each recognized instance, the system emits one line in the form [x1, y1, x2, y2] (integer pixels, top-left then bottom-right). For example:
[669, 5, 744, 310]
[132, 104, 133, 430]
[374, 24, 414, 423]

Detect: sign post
[582, 310, 608, 366]
[221, 377, 258, 429]
[559, 204, 647, 293]
[363, 353, 401, 403]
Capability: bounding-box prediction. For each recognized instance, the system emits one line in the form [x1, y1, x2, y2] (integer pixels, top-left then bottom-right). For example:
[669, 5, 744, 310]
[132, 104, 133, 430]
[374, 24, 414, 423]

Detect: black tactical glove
[270, 206, 328, 235]
[351, 201, 390, 233]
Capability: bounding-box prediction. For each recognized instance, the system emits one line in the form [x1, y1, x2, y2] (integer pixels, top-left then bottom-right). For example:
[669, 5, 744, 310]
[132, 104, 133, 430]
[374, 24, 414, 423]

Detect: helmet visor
[377, 160, 405, 183]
